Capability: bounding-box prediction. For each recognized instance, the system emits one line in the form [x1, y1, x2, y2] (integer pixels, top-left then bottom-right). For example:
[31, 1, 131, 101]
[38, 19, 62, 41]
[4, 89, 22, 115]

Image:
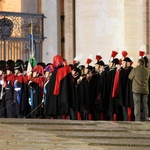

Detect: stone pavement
[0, 119, 150, 150]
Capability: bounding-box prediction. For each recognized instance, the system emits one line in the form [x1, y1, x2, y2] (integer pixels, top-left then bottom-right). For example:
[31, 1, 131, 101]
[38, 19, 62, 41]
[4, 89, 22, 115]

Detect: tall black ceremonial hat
[6, 60, 15, 72]
[0, 60, 6, 71]
[14, 59, 24, 73]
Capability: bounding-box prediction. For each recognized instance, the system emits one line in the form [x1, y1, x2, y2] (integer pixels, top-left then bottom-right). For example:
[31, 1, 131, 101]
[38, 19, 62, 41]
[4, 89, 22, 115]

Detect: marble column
[75, 0, 124, 65]
[42, 0, 61, 64]
[64, 0, 74, 64]
[124, 0, 146, 60]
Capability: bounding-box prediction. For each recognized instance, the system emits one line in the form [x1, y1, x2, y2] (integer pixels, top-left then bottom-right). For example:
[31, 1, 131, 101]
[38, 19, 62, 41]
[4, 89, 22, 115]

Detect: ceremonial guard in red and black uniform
[107, 51, 118, 120]
[0, 60, 6, 118]
[45, 55, 74, 119]
[95, 59, 107, 120]
[28, 65, 44, 118]
[53, 55, 74, 119]
[112, 58, 122, 121]
[43, 64, 55, 118]
[14, 60, 30, 118]
[74, 65, 85, 120]
[77, 56, 94, 120]
[5, 60, 15, 118]
[119, 57, 133, 121]
[71, 64, 81, 120]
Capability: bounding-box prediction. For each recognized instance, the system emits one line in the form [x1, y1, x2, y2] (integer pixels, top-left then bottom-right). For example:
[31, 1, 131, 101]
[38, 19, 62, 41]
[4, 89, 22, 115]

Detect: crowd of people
[0, 49, 149, 121]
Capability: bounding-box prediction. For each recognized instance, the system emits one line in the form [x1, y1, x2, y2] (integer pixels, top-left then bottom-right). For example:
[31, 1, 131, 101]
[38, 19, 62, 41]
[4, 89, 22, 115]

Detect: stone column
[42, 0, 61, 63]
[75, 0, 124, 65]
[64, 0, 74, 64]
[124, 0, 146, 60]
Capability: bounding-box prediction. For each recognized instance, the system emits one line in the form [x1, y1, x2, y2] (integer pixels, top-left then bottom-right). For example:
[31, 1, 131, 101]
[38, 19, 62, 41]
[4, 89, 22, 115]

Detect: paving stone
[0, 119, 150, 150]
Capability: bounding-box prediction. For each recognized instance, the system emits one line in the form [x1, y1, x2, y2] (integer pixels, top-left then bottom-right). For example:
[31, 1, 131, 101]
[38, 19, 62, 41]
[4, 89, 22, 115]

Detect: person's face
[45, 72, 50, 78]
[95, 64, 100, 72]
[71, 70, 76, 76]
[0, 70, 3, 76]
[14, 69, 19, 75]
[116, 64, 121, 70]
[84, 68, 88, 74]
[24, 70, 27, 75]
[32, 71, 38, 78]
[122, 61, 127, 68]
[6, 70, 11, 75]
[109, 62, 113, 68]
[100, 65, 104, 72]
[127, 62, 131, 67]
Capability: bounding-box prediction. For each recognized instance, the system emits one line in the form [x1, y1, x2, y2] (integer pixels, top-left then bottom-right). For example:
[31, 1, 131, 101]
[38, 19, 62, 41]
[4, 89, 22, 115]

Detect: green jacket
[129, 65, 150, 94]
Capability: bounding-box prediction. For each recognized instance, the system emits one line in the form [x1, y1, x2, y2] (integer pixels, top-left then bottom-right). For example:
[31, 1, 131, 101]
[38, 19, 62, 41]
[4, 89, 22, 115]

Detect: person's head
[137, 59, 145, 66]
[95, 60, 105, 72]
[109, 58, 120, 69]
[32, 65, 44, 77]
[122, 57, 132, 68]
[143, 56, 149, 67]
[44, 64, 54, 78]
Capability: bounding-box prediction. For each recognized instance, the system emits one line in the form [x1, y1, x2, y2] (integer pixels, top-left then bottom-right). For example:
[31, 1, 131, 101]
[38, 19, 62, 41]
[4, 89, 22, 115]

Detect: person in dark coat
[28, 65, 44, 118]
[119, 57, 133, 121]
[107, 57, 119, 121]
[5, 61, 16, 118]
[53, 56, 74, 119]
[0, 60, 6, 118]
[43, 64, 55, 118]
[94, 60, 107, 120]
[71, 67, 81, 120]
[14, 60, 30, 118]
[45, 55, 74, 119]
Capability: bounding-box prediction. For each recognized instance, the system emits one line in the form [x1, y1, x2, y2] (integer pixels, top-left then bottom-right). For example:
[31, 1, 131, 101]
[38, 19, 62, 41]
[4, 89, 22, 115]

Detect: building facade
[0, 0, 150, 65]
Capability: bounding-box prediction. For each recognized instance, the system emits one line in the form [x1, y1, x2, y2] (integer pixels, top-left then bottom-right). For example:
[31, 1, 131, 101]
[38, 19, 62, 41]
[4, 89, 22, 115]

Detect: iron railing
[0, 11, 45, 61]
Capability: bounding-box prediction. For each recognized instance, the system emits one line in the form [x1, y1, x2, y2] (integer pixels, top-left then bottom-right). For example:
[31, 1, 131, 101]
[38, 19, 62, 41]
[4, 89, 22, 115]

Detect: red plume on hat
[109, 49, 118, 62]
[139, 45, 146, 57]
[86, 58, 92, 64]
[122, 51, 128, 58]
[111, 50, 118, 58]
[86, 54, 93, 65]
[96, 55, 102, 61]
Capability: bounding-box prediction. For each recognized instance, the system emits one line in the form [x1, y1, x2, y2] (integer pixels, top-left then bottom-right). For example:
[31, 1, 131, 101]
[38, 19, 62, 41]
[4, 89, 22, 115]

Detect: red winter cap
[86, 58, 92, 65]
